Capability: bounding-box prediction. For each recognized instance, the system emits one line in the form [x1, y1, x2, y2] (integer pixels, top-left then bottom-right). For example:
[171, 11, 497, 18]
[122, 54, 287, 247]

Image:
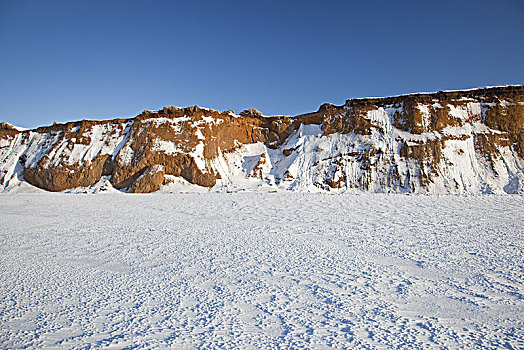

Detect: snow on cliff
[1, 86, 523, 194]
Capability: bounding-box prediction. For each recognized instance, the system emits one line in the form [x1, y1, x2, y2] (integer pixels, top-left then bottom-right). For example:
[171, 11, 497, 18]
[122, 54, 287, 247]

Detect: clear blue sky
[1, 0, 523, 128]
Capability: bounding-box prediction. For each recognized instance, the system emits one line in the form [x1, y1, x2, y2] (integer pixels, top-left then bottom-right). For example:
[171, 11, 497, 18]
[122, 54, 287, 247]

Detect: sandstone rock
[131, 165, 165, 193]
[0, 122, 15, 130]
[240, 108, 263, 117]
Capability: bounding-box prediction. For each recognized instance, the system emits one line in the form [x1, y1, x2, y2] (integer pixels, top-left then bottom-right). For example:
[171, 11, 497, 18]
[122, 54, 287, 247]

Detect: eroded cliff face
[1, 86, 523, 194]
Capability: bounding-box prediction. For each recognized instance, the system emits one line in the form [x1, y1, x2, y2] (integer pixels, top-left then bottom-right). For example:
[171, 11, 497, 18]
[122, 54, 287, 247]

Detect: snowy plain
[0, 193, 523, 349]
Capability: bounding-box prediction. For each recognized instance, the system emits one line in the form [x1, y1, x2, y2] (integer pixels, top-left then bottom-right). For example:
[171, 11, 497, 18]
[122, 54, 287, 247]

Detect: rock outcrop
[1, 86, 523, 194]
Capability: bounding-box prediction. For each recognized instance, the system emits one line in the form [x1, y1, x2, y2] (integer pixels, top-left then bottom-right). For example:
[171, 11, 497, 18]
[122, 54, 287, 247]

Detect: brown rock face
[15, 119, 129, 192]
[0, 86, 523, 193]
[24, 154, 110, 192]
[130, 165, 165, 193]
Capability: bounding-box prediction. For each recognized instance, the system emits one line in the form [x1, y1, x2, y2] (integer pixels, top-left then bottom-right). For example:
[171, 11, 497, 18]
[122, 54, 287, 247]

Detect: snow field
[0, 194, 522, 348]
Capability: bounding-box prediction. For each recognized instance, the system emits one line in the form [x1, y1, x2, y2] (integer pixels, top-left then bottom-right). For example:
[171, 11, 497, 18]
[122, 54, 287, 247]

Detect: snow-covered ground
[0, 193, 522, 349]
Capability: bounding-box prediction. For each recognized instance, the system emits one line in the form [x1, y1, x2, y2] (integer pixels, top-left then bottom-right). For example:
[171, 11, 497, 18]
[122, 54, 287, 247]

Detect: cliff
[1, 86, 523, 194]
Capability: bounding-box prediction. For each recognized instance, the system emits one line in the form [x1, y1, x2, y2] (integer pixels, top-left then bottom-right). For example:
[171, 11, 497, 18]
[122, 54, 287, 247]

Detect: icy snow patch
[152, 140, 183, 155]
[447, 102, 482, 120]
[189, 142, 206, 171]
[416, 104, 431, 131]
[160, 175, 211, 193]
[62, 176, 122, 194]
[201, 116, 224, 125]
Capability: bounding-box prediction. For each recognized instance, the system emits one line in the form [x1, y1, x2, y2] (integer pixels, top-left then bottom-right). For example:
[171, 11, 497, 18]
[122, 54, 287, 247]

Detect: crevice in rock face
[102, 156, 115, 176]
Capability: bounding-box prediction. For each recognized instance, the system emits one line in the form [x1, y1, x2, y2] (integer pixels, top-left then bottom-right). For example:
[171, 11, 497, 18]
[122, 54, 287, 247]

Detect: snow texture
[0, 193, 522, 349]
